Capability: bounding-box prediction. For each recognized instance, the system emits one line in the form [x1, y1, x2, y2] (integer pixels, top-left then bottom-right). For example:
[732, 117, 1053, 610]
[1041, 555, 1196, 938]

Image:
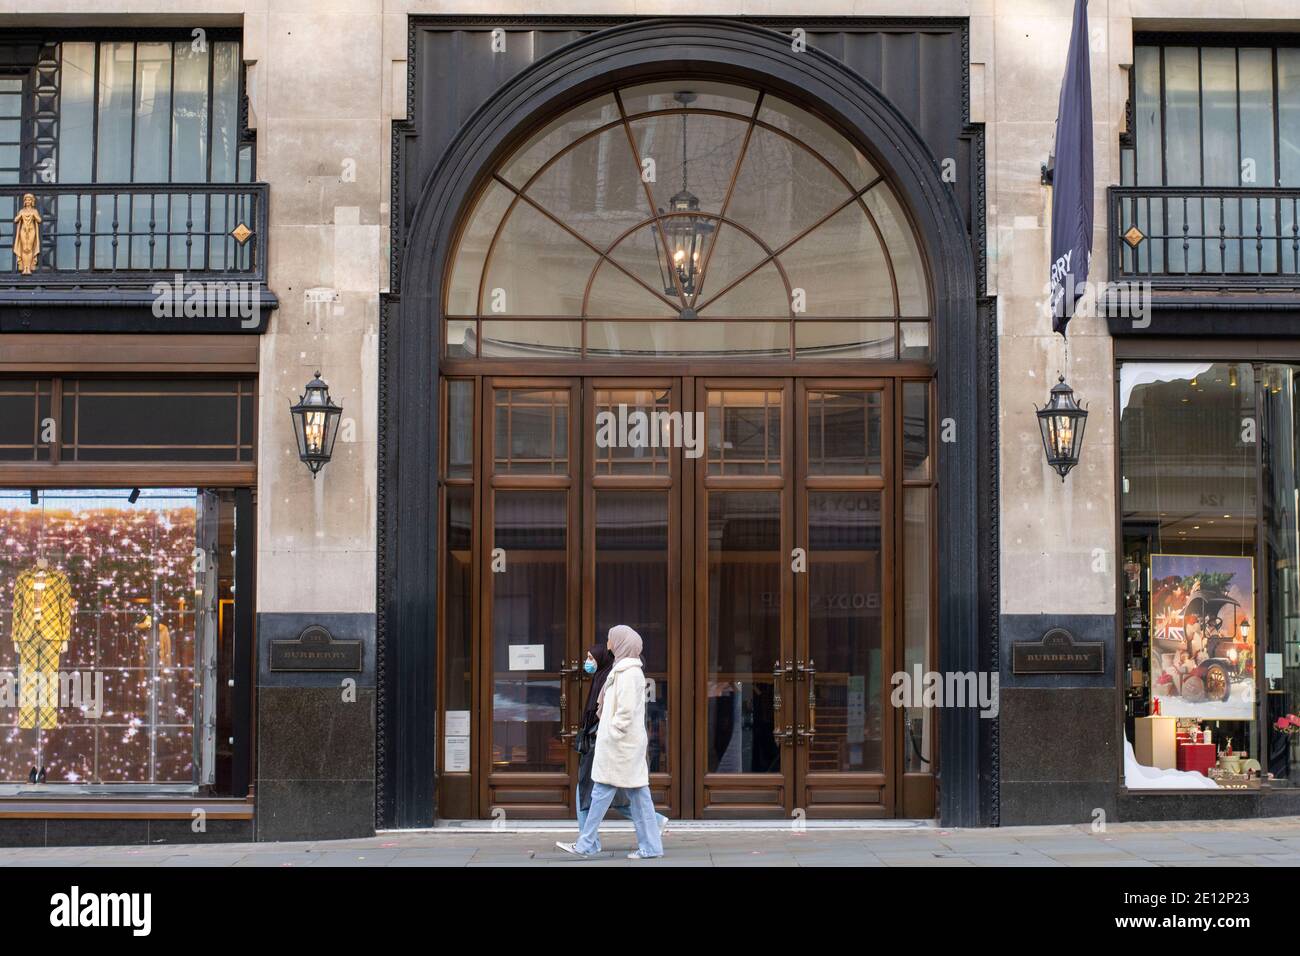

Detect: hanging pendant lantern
[1036, 374, 1089, 481]
[659, 92, 714, 300]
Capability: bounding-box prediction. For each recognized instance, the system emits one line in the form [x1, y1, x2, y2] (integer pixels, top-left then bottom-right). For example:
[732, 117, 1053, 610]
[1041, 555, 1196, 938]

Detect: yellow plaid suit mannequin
[13, 564, 73, 730]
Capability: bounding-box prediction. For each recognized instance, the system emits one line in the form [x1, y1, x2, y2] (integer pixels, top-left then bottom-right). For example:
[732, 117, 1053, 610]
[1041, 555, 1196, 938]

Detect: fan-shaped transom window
[445, 80, 932, 359]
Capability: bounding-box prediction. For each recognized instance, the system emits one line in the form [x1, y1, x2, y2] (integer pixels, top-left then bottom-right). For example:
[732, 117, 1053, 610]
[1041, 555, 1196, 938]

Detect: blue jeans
[575, 782, 663, 857]
[576, 785, 632, 830]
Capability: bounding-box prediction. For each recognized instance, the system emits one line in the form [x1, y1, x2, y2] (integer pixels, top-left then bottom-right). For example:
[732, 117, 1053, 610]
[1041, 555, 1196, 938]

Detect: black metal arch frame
[381, 17, 983, 828]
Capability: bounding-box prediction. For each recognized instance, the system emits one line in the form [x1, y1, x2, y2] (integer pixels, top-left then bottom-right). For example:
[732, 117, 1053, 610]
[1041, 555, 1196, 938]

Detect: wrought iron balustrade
[1109, 186, 1300, 289]
[0, 182, 268, 285]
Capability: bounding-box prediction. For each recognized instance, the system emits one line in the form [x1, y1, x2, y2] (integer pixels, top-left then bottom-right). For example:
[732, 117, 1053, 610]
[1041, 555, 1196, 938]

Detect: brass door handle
[797, 659, 817, 738]
[559, 658, 581, 739]
[773, 660, 795, 741]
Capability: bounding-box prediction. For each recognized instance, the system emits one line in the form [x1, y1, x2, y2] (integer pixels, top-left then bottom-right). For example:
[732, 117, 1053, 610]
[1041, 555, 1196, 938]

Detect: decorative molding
[985, 294, 1000, 827]
[375, 293, 391, 828]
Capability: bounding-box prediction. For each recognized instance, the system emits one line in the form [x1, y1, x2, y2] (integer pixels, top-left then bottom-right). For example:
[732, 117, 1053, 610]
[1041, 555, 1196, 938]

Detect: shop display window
[1121, 363, 1258, 786]
[1121, 361, 1300, 790]
[0, 488, 239, 790]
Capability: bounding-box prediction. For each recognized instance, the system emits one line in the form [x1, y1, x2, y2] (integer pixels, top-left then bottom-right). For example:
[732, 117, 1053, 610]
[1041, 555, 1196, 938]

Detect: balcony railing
[0, 183, 268, 286]
[1109, 186, 1300, 289]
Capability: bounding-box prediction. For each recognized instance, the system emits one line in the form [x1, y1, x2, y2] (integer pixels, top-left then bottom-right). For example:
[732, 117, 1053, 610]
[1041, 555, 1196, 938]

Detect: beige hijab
[595, 625, 643, 713]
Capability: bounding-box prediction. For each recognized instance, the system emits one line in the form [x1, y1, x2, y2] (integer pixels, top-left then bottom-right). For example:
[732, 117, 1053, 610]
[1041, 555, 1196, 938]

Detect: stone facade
[1, 1, 1295, 838]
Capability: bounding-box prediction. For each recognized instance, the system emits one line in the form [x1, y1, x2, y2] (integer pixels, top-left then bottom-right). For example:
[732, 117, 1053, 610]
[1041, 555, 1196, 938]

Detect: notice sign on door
[444, 736, 470, 773]
[445, 710, 471, 737]
[508, 644, 545, 671]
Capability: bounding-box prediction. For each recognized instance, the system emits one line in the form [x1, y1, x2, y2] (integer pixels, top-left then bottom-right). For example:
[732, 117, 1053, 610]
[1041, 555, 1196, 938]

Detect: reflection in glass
[447, 183, 514, 316]
[446, 79, 931, 326]
[59, 43, 96, 184]
[210, 42, 241, 185]
[903, 488, 932, 773]
[595, 491, 669, 773]
[444, 487, 473, 727]
[0, 488, 231, 786]
[491, 491, 568, 773]
[96, 42, 134, 183]
[446, 319, 476, 358]
[493, 388, 568, 475]
[707, 390, 782, 476]
[479, 321, 581, 359]
[807, 492, 883, 772]
[482, 202, 598, 316]
[807, 390, 881, 476]
[593, 388, 671, 476]
[446, 380, 473, 479]
[902, 382, 930, 479]
[706, 492, 781, 774]
[779, 203, 894, 316]
[586, 321, 788, 357]
[900, 322, 931, 360]
[795, 322, 895, 360]
[1119, 363, 1258, 765]
[171, 42, 210, 183]
[1262, 366, 1300, 785]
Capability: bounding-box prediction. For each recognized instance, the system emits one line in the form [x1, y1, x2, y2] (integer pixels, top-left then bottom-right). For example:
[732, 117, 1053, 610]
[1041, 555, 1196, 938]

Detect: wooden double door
[452, 375, 917, 819]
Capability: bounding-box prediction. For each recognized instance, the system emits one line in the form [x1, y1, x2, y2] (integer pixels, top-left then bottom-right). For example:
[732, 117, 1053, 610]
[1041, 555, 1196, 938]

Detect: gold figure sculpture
[12, 193, 41, 275]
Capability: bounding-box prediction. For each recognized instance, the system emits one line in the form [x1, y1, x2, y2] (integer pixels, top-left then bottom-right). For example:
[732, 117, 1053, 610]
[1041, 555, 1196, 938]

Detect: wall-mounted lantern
[289, 371, 343, 477]
[1036, 374, 1088, 481]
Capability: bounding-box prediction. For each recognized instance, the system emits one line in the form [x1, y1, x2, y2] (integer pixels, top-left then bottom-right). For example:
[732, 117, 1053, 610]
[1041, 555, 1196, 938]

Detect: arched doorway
[385, 19, 981, 825]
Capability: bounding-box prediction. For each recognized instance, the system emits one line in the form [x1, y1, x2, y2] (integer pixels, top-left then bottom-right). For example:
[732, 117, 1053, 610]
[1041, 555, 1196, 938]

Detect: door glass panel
[593, 388, 672, 476]
[595, 491, 669, 773]
[493, 388, 568, 475]
[902, 382, 930, 480]
[903, 487, 932, 773]
[446, 380, 474, 479]
[807, 492, 884, 772]
[707, 389, 782, 476]
[706, 491, 782, 774]
[445, 487, 473, 750]
[491, 490, 568, 773]
[807, 390, 881, 476]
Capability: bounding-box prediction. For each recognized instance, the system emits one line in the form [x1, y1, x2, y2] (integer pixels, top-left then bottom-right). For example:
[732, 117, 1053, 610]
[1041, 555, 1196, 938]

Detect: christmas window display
[1121, 362, 1262, 789]
[0, 488, 225, 788]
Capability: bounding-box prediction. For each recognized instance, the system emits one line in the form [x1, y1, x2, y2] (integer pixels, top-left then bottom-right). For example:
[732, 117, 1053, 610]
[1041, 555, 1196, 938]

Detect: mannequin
[134, 613, 172, 667]
[13, 557, 73, 730]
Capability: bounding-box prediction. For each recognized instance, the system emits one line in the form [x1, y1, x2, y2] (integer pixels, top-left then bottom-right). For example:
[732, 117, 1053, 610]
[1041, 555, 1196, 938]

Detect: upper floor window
[1124, 40, 1300, 190]
[0, 36, 264, 279]
[0, 36, 250, 186]
[1116, 39, 1300, 279]
[444, 80, 931, 360]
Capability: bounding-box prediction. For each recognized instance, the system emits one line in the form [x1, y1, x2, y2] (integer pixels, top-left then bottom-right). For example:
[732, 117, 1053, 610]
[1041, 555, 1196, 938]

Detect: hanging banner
[1048, 0, 1095, 335]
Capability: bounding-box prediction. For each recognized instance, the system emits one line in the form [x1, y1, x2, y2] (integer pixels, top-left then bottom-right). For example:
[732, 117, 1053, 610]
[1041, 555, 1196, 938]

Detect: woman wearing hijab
[575, 643, 633, 829]
[558, 625, 665, 859]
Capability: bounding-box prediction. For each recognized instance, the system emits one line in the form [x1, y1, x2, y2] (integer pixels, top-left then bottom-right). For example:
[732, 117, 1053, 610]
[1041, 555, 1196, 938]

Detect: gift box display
[1175, 741, 1216, 776]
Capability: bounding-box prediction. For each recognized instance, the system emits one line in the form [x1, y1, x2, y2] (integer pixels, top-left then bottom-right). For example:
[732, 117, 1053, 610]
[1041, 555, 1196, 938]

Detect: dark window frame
[0, 373, 257, 478]
[0, 29, 251, 188]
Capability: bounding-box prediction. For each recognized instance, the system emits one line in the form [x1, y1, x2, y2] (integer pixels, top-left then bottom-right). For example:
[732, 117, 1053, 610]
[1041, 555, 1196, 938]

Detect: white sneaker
[628, 850, 663, 859]
[656, 813, 669, 836]
[556, 841, 595, 858]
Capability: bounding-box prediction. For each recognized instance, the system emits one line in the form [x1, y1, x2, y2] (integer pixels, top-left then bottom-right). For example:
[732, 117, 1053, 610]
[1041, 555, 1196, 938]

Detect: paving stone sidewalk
[3, 817, 1300, 866]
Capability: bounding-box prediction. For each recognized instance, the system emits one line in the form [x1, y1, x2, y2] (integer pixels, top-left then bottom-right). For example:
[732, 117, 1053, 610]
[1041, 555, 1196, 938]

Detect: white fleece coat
[591, 657, 649, 789]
